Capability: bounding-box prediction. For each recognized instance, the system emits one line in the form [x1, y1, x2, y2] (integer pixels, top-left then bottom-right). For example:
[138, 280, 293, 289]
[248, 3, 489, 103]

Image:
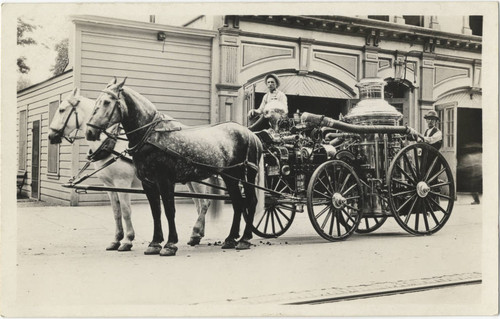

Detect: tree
[50, 38, 69, 76]
[17, 77, 32, 91]
[17, 18, 37, 74]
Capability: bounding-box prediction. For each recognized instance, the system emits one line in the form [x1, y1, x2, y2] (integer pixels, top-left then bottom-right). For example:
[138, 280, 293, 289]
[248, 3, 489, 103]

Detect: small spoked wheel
[307, 160, 363, 241]
[252, 175, 296, 238]
[387, 142, 455, 235]
[356, 216, 388, 234]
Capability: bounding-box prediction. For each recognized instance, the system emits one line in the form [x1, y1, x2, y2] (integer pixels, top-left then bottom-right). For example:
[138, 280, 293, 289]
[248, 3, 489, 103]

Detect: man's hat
[264, 73, 280, 88]
[424, 110, 440, 121]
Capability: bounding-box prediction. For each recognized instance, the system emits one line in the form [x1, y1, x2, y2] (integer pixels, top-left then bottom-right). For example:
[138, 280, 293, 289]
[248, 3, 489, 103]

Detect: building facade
[17, 14, 482, 205]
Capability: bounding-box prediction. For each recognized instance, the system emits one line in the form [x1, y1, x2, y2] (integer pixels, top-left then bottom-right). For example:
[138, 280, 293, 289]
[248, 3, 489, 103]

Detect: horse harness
[55, 98, 84, 144]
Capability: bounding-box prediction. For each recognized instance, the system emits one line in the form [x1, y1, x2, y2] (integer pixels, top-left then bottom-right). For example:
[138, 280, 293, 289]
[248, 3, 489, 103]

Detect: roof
[435, 90, 482, 108]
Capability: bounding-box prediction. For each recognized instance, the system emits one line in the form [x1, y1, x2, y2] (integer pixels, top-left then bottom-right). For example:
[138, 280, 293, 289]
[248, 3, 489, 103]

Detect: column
[363, 47, 379, 78]
[419, 52, 435, 131]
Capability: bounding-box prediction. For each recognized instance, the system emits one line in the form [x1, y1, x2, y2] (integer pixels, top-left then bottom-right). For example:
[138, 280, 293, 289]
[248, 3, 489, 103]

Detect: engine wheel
[252, 175, 296, 238]
[387, 142, 455, 235]
[307, 160, 363, 241]
[356, 216, 387, 234]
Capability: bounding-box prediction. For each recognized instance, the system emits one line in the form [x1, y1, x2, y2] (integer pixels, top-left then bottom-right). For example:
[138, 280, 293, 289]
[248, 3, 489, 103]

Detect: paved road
[3, 196, 489, 316]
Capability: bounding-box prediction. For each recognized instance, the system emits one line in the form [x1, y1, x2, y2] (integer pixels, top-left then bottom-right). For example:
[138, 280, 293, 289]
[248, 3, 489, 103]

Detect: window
[48, 100, 60, 175]
[367, 16, 389, 22]
[403, 16, 424, 27]
[445, 108, 454, 148]
[469, 16, 483, 36]
[18, 110, 27, 171]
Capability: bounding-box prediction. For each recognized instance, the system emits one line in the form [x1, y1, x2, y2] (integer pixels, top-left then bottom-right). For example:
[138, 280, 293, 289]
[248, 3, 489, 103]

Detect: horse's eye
[103, 100, 110, 106]
[59, 108, 65, 113]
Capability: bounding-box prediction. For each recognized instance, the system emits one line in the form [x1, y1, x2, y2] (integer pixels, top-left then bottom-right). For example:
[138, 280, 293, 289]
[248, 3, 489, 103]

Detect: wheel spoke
[393, 179, 414, 188]
[324, 168, 336, 193]
[421, 199, 430, 231]
[264, 209, 272, 233]
[341, 207, 357, 224]
[315, 205, 331, 219]
[430, 181, 452, 188]
[398, 193, 417, 214]
[255, 209, 269, 229]
[321, 208, 333, 229]
[364, 218, 370, 229]
[275, 207, 292, 222]
[427, 196, 449, 215]
[424, 198, 440, 225]
[328, 209, 335, 235]
[341, 182, 357, 197]
[339, 173, 352, 193]
[428, 190, 451, 200]
[277, 203, 296, 211]
[420, 147, 429, 179]
[424, 156, 439, 181]
[403, 153, 418, 182]
[273, 208, 285, 231]
[336, 211, 341, 235]
[427, 167, 447, 184]
[314, 189, 331, 199]
[270, 209, 276, 234]
[413, 147, 420, 179]
[344, 203, 360, 212]
[393, 189, 416, 197]
[404, 196, 419, 224]
[396, 163, 416, 184]
[338, 211, 352, 233]
[414, 199, 420, 230]
[317, 176, 333, 196]
[344, 195, 361, 201]
[312, 199, 331, 206]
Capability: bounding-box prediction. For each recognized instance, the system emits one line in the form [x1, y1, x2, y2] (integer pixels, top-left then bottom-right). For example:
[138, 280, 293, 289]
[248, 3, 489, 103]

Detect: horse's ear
[106, 77, 117, 88]
[117, 77, 127, 90]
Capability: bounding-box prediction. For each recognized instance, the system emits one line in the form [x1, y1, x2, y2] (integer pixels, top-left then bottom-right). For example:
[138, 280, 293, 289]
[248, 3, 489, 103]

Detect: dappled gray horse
[86, 78, 263, 256]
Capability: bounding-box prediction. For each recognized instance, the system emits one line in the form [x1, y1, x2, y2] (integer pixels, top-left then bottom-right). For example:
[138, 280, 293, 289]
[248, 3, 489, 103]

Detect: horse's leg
[142, 181, 164, 255]
[237, 168, 258, 250]
[186, 182, 211, 246]
[221, 175, 244, 249]
[106, 191, 123, 251]
[159, 180, 179, 256]
[117, 192, 135, 252]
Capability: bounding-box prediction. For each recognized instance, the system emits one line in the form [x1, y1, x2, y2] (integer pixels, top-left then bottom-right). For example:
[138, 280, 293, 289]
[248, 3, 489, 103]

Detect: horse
[48, 87, 215, 251]
[86, 78, 264, 256]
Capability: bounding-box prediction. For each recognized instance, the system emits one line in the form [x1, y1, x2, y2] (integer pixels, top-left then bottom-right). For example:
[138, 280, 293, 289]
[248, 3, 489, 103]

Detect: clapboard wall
[17, 71, 75, 205]
[71, 16, 217, 205]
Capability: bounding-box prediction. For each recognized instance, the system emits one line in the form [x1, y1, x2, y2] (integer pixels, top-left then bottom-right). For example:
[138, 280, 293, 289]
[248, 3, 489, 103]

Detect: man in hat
[248, 73, 288, 131]
[423, 110, 442, 150]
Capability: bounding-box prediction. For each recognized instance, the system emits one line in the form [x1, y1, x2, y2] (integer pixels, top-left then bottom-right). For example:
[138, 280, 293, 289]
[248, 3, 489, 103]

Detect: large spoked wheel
[387, 142, 455, 235]
[307, 160, 364, 241]
[252, 175, 296, 238]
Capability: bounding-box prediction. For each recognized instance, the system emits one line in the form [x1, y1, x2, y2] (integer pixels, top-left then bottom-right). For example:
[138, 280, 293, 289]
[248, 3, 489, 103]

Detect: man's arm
[424, 129, 443, 144]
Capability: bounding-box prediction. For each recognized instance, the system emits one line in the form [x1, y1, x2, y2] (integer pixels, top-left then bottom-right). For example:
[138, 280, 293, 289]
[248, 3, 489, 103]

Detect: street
[5, 196, 488, 316]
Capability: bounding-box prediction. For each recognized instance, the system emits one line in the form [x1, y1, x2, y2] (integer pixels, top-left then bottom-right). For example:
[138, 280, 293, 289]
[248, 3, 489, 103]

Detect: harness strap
[69, 151, 129, 186]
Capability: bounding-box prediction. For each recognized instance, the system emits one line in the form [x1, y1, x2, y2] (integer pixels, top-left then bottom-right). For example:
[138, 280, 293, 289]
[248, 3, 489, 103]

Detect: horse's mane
[121, 86, 175, 121]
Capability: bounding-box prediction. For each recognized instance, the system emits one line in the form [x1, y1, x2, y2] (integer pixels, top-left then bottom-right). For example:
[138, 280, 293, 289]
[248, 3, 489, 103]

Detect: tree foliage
[50, 38, 69, 76]
[17, 18, 37, 46]
[17, 18, 37, 74]
[17, 77, 32, 91]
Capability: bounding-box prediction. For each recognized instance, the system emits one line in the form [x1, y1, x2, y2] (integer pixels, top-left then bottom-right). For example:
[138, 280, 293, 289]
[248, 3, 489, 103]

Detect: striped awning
[435, 91, 482, 109]
[255, 75, 354, 99]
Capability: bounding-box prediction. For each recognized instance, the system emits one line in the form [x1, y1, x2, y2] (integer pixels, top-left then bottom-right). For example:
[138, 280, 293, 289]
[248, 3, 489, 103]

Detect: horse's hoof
[236, 240, 252, 250]
[118, 243, 133, 252]
[221, 239, 237, 249]
[187, 237, 201, 246]
[106, 242, 120, 251]
[144, 243, 162, 255]
[160, 244, 178, 257]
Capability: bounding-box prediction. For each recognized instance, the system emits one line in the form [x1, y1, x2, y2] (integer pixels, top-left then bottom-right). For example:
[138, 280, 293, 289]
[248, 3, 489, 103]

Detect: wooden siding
[17, 72, 74, 204]
[77, 26, 213, 126]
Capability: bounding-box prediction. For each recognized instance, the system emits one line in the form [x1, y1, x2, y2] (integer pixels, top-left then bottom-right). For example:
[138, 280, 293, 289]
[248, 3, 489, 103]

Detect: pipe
[301, 112, 420, 135]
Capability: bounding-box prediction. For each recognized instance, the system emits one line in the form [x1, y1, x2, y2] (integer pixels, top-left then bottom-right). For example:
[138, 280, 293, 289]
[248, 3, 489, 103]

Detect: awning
[435, 91, 482, 109]
[255, 75, 354, 99]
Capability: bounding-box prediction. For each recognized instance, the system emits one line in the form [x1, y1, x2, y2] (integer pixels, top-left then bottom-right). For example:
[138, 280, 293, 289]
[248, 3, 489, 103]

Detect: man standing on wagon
[422, 110, 442, 150]
[248, 73, 288, 131]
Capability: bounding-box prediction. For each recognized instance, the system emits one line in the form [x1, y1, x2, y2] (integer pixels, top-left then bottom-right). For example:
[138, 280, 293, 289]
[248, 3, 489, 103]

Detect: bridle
[86, 88, 125, 140]
[87, 87, 165, 144]
[54, 98, 83, 144]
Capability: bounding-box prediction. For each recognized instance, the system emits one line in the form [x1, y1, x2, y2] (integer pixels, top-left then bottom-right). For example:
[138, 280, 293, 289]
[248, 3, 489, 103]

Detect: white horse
[48, 88, 213, 251]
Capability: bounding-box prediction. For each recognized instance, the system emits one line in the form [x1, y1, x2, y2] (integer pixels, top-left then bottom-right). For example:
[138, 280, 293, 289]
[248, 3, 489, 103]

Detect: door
[31, 120, 41, 199]
[437, 103, 457, 184]
[456, 108, 482, 192]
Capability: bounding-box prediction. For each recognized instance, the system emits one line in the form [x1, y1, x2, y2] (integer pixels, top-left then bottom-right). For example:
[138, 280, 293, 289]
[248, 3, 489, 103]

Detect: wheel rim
[356, 216, 388, 234]
[307, 160, 363, 241]
[387, 143, 455, 235]
[252, 175, 296, 238]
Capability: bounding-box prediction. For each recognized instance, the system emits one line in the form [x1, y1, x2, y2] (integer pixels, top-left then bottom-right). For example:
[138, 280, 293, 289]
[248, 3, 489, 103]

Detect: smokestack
[149, 15, 156, 23]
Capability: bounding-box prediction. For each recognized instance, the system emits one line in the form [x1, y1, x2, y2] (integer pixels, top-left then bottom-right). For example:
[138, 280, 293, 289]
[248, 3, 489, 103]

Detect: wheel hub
[332, 193, 347, 209]
[416, 181, 431, 198]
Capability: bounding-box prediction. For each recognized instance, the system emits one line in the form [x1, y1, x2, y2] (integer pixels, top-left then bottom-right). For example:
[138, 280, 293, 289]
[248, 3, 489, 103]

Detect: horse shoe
[106, 241, 120, 251]
[235, 240, 252, 250]
[144, 243, 162, 255]
[118, 243, 133, 252]
[160, 243, 178, 257]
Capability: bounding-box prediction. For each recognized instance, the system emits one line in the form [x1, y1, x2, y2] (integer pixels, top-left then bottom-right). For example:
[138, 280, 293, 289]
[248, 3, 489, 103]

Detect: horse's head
[86, 77, 127, 141]
[49, 87, 89, 144]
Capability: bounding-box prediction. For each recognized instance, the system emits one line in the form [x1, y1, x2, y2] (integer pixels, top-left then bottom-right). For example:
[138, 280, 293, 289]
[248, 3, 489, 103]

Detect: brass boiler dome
[344, 78, 403, 126]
